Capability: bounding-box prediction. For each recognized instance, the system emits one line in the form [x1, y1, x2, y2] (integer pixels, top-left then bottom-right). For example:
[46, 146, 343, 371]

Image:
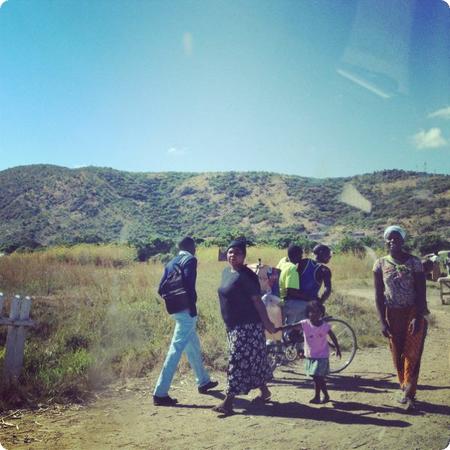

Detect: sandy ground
[1, 290, 449, 450]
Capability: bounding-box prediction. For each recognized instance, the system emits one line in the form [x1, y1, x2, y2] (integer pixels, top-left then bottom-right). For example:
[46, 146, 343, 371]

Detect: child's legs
[320, 377, 329, 396]
[312, 376, 321, 398]
[313, 376, 327, 393]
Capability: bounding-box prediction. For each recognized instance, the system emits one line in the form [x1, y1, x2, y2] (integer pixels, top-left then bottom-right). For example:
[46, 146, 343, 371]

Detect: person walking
[295, 300, 341, 404]
[153, 236, 218, 406]
[213, 239, 276, 415]
[373, 225, 428, 411]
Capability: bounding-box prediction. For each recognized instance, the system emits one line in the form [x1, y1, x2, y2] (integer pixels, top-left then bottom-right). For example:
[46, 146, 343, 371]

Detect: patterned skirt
[226, 322, 273, 396]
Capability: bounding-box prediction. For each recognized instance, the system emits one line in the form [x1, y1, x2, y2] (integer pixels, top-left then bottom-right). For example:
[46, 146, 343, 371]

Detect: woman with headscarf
[373, 225, 428, 411]
[213, 239, 277, 415]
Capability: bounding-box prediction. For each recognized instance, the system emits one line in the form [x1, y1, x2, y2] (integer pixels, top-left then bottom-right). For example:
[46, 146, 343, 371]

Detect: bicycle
[266, 316, 357, 374]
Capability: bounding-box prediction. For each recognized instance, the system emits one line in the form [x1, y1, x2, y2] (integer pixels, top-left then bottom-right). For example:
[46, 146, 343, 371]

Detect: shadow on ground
[271, 370, 450, 396]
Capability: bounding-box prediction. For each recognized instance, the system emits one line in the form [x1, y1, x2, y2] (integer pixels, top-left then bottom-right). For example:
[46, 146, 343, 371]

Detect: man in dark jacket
[153, 237, 218, 406]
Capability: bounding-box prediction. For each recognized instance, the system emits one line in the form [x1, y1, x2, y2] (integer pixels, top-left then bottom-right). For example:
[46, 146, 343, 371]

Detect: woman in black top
[213, 240, 276, 415]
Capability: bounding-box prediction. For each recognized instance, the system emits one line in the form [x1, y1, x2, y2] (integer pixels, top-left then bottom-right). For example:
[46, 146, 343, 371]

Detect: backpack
[159, 257, 191, 314]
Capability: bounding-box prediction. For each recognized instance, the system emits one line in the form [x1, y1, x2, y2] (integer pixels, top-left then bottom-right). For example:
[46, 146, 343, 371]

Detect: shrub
[205, 229, 256, 248]
[132, 236, 175, 262]
[359, 236, 382, 249]
[334, 236, 366, 256]
[272, 235, 317, 252]
[413, 233, 450, 255]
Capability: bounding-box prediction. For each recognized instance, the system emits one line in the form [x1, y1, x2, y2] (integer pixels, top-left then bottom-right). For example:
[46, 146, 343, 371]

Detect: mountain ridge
[0, 164, 449, 251]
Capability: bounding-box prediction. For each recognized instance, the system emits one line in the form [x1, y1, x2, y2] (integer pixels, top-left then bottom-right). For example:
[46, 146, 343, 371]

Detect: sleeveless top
[299, 259, 321, 299]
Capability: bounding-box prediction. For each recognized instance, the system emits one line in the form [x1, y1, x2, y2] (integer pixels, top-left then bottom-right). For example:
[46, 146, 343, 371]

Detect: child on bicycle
[298, 300, 341, 403]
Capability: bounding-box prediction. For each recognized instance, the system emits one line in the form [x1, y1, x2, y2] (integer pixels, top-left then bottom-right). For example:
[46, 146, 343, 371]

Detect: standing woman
[373, 226, 428, 411]
[213, 239, 276, 415]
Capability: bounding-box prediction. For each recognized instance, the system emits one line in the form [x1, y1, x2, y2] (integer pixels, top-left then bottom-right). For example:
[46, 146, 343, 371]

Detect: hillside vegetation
[0, 165, 449, 251]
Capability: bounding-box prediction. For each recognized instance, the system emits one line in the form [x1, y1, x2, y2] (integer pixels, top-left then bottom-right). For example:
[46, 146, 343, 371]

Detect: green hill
[0, 165, 449, 251]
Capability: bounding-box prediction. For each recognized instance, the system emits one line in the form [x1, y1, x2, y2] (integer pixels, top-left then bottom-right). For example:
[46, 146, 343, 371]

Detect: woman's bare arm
[374, 270, 390, 337]
[251, 295, 276, 333]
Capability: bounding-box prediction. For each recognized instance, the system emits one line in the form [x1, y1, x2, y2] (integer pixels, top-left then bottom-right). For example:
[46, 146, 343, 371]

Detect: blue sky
[0, 0, 449, 178]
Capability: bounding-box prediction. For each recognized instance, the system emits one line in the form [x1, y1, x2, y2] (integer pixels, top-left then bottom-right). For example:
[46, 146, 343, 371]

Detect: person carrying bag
[153, 237, 218, 406]
[159, 253, 194, 314]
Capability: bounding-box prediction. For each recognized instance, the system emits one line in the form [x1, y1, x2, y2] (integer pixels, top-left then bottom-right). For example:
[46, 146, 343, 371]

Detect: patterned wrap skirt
[226, 322, 273, 396]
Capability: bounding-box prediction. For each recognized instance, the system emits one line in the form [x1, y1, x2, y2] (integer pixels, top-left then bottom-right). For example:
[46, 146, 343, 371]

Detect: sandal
[405, 398, 416, 412]
[396, 391, 407, 404]
[212, 404, 234, 415]
[252, 394, 272, 404]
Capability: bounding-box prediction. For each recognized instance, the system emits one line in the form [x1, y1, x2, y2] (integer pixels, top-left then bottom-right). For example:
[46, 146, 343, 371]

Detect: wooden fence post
[1, 295, 34, 385]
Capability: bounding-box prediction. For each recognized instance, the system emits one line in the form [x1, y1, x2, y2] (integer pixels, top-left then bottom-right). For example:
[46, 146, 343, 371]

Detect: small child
[299, 300, 341, 404]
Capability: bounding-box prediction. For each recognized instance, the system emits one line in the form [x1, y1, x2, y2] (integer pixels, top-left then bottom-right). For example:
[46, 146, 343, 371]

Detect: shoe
[198, 380, 219, 394]
[153, 395, 178, 406]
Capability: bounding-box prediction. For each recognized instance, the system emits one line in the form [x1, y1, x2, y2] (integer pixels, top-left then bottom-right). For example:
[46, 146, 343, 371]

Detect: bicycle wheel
[266, 344, 280, 372]
[279, 343, 306, 375]
[325, 317, 357, 373]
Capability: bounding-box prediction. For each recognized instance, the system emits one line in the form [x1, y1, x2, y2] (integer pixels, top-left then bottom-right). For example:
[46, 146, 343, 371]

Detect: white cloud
[0, 0, 8, 8]
[182, 32, 193, 57]
[412, 128, 447, 149]
[167, 147, 188, 156]
[428, 106, 450, 120]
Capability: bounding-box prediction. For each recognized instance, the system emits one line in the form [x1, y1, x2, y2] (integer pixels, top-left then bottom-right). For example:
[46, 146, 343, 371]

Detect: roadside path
[1, 291, 449, 450]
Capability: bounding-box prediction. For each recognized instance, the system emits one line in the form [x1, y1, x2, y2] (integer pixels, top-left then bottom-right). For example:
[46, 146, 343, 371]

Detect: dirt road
[1, 291, 449, 450]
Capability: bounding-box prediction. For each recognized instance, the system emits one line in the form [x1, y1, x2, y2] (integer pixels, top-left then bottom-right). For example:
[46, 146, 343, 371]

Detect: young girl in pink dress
[300, 301, 341, 403]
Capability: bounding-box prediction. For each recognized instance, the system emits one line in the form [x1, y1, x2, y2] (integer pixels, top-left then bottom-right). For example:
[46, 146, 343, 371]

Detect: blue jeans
[153, 310, 211, 397]
[284, 299, 309, 325]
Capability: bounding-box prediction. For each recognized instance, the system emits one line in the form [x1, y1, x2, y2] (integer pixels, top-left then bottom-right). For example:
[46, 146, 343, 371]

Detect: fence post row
[0, 293, 35, 384]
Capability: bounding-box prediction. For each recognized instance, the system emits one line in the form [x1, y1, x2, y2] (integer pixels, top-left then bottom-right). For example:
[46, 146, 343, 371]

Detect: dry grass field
[0, 244, 387, 408]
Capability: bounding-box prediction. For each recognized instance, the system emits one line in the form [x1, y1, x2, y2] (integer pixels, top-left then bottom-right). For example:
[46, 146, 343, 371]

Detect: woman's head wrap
[226, 239, 247, 256]
[383, 225, 406, 240]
